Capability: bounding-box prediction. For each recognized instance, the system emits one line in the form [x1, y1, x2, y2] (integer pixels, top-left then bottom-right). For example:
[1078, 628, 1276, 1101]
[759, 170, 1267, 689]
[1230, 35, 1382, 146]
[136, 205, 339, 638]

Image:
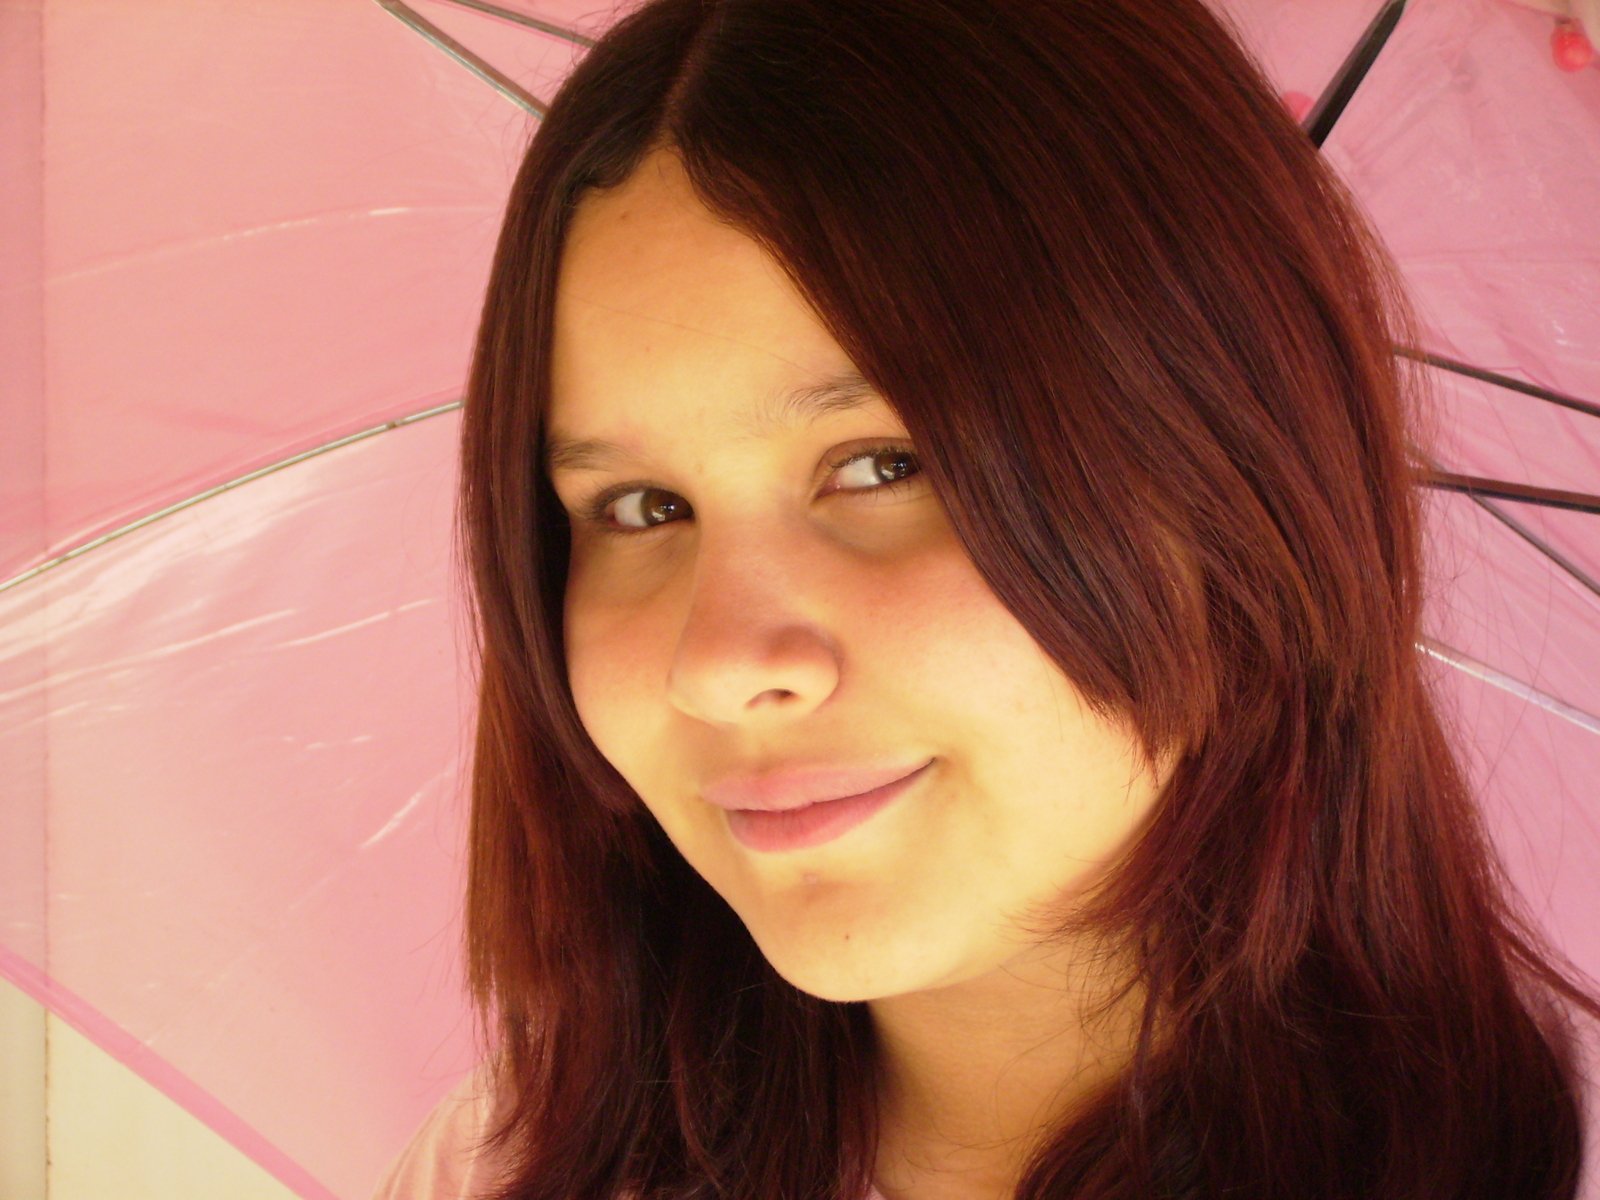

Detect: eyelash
[575, 443, 923, 537]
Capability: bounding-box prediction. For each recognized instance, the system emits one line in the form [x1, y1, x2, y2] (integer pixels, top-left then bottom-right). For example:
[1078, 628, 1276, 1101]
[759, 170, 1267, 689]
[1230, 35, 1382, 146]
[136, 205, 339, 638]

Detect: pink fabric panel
[0, 0, 45, 573]
[0, 0, 48, 974]
[0, 411, 479, 1199]
[0, 0, 586, 582]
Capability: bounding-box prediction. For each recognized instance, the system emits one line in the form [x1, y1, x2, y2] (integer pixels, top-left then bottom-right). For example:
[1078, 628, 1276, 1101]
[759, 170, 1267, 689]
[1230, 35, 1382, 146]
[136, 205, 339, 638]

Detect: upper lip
[702, 758, 933, 812]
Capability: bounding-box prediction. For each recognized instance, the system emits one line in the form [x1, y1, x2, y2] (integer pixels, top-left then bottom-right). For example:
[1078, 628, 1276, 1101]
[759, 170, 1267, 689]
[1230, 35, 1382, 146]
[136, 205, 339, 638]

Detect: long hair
[453, 0, 1600, 1196]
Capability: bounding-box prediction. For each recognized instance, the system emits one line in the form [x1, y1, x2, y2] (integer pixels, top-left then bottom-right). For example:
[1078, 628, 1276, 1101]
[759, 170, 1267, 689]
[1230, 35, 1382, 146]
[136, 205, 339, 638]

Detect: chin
[752, 938, 927, 1005]
[774, 966, 889, 1004]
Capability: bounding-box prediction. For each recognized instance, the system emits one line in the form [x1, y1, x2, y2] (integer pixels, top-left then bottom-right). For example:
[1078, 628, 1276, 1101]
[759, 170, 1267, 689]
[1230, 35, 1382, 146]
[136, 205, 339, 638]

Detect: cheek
[886, 547, 1063, 725]
[898, 555, 1165, 856]
[562, 577, 666, 761]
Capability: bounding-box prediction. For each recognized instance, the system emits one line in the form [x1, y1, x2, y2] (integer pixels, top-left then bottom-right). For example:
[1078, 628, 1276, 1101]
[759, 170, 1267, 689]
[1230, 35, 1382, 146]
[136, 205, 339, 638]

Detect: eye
[575, 443, 923, 537]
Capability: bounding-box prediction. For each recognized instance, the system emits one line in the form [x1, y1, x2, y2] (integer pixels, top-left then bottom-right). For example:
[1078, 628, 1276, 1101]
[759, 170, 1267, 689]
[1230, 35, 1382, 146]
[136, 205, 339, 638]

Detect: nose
[664, 526, 843, 727]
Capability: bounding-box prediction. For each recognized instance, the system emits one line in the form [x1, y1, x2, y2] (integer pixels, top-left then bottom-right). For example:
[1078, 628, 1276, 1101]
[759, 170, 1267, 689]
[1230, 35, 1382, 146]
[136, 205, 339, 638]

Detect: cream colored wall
[0, 974, 46, 1200]
[0, 976, 301, 1200]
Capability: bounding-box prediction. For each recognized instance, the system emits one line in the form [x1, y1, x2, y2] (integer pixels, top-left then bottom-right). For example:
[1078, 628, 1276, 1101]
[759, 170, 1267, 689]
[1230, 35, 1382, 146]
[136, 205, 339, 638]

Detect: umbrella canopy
[1, 0, 1595, 1196]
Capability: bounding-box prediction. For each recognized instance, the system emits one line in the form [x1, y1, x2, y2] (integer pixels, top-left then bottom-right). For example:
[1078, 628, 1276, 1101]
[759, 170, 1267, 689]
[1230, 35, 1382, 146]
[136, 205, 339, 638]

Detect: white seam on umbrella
[0, 399, 462, 598]
[1420, 636, 1600, 736]
[360, 757, 465, 851]
[374, 0, 551, 116]
[274, 597, 439, 651]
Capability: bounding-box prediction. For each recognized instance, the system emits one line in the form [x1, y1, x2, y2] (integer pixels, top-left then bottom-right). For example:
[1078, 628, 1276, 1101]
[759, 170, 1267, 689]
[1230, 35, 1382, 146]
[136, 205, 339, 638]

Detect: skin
[549, 147, 1179, 1200]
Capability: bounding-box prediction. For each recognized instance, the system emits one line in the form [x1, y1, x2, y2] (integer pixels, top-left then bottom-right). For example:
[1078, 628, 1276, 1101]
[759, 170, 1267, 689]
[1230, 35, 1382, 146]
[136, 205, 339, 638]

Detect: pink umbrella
[0, 2, 594, 1196]
[0, 0, 1595, 1196]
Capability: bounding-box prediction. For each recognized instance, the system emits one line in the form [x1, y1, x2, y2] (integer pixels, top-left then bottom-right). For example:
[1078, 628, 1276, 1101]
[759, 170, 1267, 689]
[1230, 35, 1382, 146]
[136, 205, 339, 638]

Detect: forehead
[544, 369, 887, 476]
[548, 150, 865, 442]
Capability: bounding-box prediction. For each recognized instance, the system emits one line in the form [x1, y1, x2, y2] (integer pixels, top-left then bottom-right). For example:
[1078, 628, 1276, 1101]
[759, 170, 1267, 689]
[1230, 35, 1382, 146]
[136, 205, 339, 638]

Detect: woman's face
[549, 148, 1176, 1003]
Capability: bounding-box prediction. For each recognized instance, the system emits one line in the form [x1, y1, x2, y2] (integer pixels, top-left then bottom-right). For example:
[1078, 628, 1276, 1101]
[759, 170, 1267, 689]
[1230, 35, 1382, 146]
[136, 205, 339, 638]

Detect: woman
[373, 0, 1600, 1196]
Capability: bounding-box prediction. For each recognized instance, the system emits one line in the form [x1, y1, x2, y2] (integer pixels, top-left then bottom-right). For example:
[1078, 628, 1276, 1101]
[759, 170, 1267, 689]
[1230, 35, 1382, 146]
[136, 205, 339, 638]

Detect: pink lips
[702, 759, 935, 812]
[722, 760, 933, 853]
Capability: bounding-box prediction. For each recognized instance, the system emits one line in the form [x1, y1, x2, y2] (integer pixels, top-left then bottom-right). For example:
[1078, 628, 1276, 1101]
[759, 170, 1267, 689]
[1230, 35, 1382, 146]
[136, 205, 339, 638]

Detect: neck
[867, 940, 1146, 1200]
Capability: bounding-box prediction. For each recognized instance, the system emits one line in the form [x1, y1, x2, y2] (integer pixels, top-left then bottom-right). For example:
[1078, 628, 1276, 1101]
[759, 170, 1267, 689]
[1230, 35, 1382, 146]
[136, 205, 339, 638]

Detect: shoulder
[370, 1061, 513, 1200]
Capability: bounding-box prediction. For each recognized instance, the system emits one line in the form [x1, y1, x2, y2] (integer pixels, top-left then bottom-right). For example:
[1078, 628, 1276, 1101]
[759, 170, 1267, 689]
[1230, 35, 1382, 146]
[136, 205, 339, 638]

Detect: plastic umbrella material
[0, 0, 1596, 1196]
[0, 3, 593, 1196]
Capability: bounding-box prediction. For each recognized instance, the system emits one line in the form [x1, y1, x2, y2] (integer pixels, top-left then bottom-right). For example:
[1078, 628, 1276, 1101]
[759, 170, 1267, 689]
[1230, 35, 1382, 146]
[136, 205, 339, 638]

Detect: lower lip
[724, 760, 933, 853]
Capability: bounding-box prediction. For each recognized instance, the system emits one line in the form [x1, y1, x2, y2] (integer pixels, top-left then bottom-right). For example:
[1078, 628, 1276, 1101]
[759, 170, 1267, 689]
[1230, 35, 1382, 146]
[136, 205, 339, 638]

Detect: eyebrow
[543, 369, 882, 475]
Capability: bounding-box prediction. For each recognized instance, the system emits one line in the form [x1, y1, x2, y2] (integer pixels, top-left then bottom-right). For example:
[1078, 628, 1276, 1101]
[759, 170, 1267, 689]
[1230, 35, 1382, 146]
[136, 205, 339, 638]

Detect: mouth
[724, 759, 933, 853]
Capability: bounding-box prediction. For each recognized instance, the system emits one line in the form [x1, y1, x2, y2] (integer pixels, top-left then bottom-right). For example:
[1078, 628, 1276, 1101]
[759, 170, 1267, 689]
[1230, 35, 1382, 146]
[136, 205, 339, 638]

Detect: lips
[702, 758, 934, 813]
[723, 760, 933, 852]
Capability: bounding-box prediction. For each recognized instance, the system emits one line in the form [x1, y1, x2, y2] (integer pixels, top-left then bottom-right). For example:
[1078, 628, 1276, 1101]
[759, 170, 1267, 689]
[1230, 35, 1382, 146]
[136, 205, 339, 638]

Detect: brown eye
[579, 443, 923, 538]
[602, 488, 688, 532]
[828, 445, 921, 491]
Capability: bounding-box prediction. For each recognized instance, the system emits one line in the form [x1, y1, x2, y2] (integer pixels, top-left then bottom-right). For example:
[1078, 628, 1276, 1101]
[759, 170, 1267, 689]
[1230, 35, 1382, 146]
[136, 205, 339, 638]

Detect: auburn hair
[453, 0, 1600, 1196]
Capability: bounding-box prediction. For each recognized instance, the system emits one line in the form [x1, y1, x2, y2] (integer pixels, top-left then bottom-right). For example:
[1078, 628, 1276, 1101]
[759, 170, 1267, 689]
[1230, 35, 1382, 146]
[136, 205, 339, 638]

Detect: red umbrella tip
[1552, 18, 1595, 69]
[1280, 90, 1314, 122]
